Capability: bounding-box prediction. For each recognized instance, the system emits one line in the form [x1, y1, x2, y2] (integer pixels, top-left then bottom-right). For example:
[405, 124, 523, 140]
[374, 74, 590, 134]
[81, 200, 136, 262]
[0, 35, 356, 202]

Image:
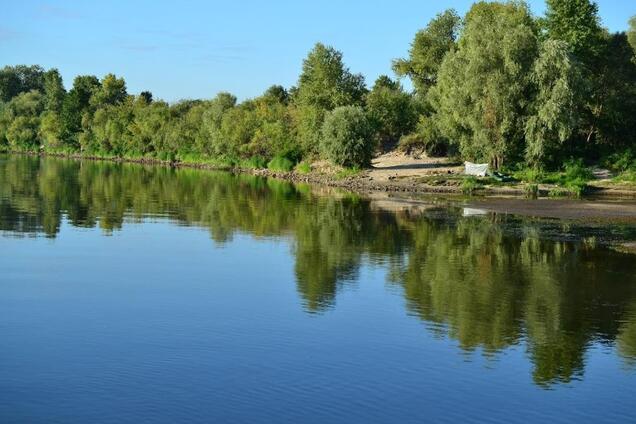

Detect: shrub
[295, 162, 311, 174]
[242, 155, 268, 169]
[525, 184, 539, 198]
[320, 106, 374, 168]
[461, 177, 482, 195]
[267, 155, 294, 172]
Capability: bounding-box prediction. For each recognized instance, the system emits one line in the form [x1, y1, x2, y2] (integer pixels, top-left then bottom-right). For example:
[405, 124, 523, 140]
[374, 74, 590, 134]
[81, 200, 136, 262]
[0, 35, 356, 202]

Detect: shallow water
[1, 154, 636, 423]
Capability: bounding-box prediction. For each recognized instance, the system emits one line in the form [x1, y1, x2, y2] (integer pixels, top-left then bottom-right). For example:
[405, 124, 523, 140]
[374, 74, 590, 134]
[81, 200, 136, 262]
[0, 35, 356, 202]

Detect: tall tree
[293, 43, 366, 154]
[43, 69, 66, 113]
[60, 75, 100, 146]
[366, 75, 417, 149]
[544, 0, 604, 64]
[393, 9, 461, 95]
[525, 40, 583, 167]
[432, 1, 538, 168]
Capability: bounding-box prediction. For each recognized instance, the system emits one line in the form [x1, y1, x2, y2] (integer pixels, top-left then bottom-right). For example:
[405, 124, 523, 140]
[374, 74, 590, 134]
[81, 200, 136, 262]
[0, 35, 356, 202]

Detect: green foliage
[90, 74, 127, 108]
[334, 167, 362, 179]
[604, 149, 636, 173]
[320, 106, 374, 168]
[366, 76, 417, 148]
[393, 9, 461, 95]
[43, 69, 66, 113]
[295, 161, 311, 174]
[398, 116, 449, 156]
[544, 0, 604, 63]
[242, 155, 268, 169]
[293, 43, 366, 154]
[432, 1, 538, 169]
[525, 184, 539, 198]
[267, 155, 295, 172]
[0, 65, 45, 102]
[525, 40, 583, 167]
[460, 176, 482, 195]
[0, 4, 635, 176]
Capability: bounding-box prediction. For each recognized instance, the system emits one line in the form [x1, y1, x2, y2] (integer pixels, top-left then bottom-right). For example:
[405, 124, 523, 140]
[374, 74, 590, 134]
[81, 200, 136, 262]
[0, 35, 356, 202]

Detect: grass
[241, 155, 268, 169]
[335, 167, 362, 180]
[267, 155, 295, 172]
[295, 161, 311, 174]
[461, 176, 483, 195]
[524, 184, 539, 198]
[511, 159, 593, 197]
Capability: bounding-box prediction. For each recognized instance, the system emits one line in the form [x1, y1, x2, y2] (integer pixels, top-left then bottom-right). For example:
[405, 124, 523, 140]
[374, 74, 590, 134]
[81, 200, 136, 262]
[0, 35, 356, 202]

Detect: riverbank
[8, 150, 636, 201]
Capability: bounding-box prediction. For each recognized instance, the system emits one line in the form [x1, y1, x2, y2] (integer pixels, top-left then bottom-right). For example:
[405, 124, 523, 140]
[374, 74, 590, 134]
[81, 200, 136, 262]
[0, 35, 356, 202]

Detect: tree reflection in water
[2, 154, 636, 387]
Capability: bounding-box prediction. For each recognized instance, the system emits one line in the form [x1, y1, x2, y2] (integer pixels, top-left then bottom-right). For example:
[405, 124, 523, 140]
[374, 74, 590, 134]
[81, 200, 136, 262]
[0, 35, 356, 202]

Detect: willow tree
[431, 1, 538, 168]
[525, 40, 583, 167]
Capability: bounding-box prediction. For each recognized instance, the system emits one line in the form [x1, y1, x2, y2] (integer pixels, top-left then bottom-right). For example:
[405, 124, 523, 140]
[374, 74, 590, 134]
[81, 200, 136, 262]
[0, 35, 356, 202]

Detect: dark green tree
[366, 75, 417, 149]
[393, 9, 461, 95]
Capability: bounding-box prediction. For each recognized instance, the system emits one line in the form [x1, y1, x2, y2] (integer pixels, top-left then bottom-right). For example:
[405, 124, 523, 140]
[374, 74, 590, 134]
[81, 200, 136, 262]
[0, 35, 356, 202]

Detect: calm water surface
[2, 154, 636, 423]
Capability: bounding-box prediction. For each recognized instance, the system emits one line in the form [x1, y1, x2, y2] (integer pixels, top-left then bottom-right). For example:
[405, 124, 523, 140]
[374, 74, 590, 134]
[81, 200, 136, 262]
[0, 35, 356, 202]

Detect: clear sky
[1, 1, 633, 102]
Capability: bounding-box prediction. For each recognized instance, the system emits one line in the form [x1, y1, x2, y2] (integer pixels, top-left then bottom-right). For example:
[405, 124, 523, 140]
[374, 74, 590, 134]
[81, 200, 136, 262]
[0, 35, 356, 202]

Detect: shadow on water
[2, 154, 636, 388]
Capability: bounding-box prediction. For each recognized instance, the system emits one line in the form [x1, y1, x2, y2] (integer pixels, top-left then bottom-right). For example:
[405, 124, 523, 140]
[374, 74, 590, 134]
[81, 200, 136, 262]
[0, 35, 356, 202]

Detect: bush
[267, 155, 294, 172]
[320, 106, 374, 168]
[512, 167, 544, 183]
[242, 155, 268, 169]
[604, 149, 636, 173]
[461, 177, 482, 195]
[295, 161, 311, 174]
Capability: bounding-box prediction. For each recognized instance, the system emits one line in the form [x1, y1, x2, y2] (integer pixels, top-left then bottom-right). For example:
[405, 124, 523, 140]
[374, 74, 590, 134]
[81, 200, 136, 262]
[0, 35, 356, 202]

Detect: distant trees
[0, 1, 635, 171]
[0, 65, 45, 102]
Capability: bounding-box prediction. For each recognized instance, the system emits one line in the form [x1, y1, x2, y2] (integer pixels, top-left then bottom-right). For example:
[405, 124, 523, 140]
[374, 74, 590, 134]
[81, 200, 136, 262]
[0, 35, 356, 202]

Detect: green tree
[42, 69, 66, 113]
[525, 40, 583, 167]
[0, 65, 45, 102]
[60, 75, 100, 146]
[320, 105, 373, 168]
[366, 75, 417, 148]
[293, 43, 366, 154]
[90, 74, 127, 107]
[544, 0, 604, 64]
[432, 1, 538, 168]
[2, 91, 44, 150]
[393, 9, 461, 95]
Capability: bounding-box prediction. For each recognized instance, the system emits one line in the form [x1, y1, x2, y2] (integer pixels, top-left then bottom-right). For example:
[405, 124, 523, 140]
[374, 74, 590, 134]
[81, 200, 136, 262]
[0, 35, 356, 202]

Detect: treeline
[1, 0, 636, 170]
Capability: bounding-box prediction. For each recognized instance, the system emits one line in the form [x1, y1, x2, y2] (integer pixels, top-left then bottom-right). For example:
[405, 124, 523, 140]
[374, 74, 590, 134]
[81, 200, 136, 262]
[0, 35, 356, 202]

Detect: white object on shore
[464, 161, 489, 177]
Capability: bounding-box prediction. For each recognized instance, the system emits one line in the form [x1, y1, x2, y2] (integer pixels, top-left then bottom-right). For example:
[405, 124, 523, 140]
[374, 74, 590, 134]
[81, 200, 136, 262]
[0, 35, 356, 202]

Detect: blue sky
[1, 1, 633, 102]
